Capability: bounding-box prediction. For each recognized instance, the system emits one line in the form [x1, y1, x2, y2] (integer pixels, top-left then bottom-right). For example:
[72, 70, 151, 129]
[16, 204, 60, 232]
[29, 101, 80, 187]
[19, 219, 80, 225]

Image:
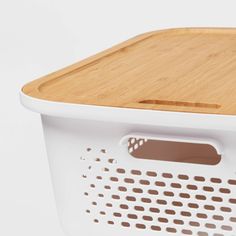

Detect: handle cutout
[139, 100, 221, 109]
[128, 137, 221, 165]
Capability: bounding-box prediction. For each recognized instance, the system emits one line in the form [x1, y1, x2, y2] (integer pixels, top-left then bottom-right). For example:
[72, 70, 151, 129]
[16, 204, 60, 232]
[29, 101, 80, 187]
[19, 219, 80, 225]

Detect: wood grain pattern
[22, 28, 236, 115]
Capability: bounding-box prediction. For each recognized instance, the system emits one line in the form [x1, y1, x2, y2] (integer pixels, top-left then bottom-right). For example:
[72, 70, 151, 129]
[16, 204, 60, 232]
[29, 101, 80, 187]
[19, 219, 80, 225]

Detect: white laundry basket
[21, 28, 236, 236]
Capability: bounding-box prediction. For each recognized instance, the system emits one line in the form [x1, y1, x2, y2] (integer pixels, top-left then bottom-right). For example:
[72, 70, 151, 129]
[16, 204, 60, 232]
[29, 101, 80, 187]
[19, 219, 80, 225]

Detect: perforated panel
[80, 144, 236, 236]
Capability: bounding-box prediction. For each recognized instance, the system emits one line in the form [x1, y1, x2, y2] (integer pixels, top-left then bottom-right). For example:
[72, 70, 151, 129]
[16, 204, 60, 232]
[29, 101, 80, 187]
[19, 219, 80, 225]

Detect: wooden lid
[22, 28, 236, 115]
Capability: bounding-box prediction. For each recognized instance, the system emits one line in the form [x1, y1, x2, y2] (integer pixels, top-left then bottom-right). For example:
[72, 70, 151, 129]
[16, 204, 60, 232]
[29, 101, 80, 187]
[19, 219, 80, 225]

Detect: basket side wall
[41, 115, 236, 236]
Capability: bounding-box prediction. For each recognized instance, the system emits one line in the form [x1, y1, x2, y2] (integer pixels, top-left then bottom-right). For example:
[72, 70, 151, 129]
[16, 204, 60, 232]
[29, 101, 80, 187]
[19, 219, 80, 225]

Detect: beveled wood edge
[22, 27, 236, 102]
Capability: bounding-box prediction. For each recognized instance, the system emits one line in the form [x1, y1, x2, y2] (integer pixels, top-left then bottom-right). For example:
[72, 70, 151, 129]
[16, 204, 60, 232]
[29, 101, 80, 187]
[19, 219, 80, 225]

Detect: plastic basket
[21, 28, 236, 236]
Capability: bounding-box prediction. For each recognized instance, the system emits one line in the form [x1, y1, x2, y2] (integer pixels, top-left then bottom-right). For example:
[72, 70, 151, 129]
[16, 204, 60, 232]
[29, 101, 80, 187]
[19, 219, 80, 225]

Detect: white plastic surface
[20, 91, 236, 236]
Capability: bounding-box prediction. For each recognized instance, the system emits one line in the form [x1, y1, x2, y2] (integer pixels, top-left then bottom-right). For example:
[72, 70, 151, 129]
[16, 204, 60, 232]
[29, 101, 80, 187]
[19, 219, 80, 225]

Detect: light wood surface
[22, 28, 236, 115]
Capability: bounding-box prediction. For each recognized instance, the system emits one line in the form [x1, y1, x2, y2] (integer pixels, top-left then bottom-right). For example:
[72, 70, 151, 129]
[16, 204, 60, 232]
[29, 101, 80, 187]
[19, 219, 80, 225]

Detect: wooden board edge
[22, 27, 236, 101]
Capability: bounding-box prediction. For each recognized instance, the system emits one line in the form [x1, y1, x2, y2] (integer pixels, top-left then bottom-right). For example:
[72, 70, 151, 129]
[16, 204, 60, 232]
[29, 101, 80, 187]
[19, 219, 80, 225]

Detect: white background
[0, 0, 236, 235]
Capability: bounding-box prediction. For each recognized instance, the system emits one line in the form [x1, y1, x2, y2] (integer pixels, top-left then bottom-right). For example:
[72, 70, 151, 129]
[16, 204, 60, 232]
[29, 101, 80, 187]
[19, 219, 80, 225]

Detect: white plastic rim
[20, 91, 236, 131]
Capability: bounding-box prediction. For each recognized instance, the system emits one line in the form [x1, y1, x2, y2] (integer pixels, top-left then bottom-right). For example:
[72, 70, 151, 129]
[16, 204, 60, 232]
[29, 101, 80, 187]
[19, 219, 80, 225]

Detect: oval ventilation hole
[127, 214, 138, 219]
[174, 219, 184, 225]
[117, 168, 125, 174]
[204, 205, 215, 211]
[126, 196, 136, 202]
[166, 227, 177, 233]
[150, 207, 160, 213]
[118, 186, 127, 192]
[106, 203, 112, 208]
[220, 207, 231, 213]
[228, 179, 236, 185]
[124, 178, 135, 184]
[146, 171, 157, 177]
[203, 186, 214, 192]
[165, 209, 176, 215]
[188, 203, 199, 209]
[100, 149, 106, 153]
[112, 195, 120, 200]
[213, 215, 224, 221]
[229, 198, 236, 204]
[136, 223, 146, 229]
[155, 181, 166, 187]
[151, 225, 161, 231]
[141, 198, 151, 203]
[189, 221, 200, 227]
[221, 225, 232, 231]
[210, 178, 222, 184]
[121, 222, 130, 228]
[143, 215, 153, 221]
[148, 189, 158, 195]
[181, 211, 191, 217]
[171, 183, 182, 189]
[212, 196, 223, 202]
[135, 206, 145, 211]
[230, 217, 236, 222]
[164, 191, 174, 197]
[205, 223, 216, 229]
[195, 195, 206, 201]
[120, 204, 129, 210]
[182, 229, 193, 235]
[108, 221, 114, 225]
[133, 188, 143, 193]
[187, 185, 197, 190]
[197, 231, 208, 236]
[140, 179, 150, 185]
[178, 174, 189, 180]
[131, 170, 142, 175]
[194, 176, 205, 182]
[162, 173, 173, 178]
[104, 185, 111, 190]
[173, 201, 183, 207]
[196, 213, 207, 219]
[156, 199, 167, 205]
[110, 177, 118, 182]
[158, 217, 168, 223]
[180, 193, 190, 199]
[113, 212, 122, 217]
[219, 188, 230, 194]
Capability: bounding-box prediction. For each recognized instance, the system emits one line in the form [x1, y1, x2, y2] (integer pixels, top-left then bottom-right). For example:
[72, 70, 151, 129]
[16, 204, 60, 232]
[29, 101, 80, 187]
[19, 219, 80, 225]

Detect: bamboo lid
[22, 28, 236, 115]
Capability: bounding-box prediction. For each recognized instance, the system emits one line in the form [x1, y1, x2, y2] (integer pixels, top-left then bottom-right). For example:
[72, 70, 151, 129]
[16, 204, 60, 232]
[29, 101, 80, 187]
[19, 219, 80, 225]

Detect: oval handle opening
[121, 135, 222, 165]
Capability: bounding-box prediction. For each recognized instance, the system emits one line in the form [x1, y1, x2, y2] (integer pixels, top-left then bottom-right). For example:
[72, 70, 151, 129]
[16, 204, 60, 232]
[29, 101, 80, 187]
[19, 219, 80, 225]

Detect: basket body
[20, 27, 236, 236]
[41, 113, 236, 236]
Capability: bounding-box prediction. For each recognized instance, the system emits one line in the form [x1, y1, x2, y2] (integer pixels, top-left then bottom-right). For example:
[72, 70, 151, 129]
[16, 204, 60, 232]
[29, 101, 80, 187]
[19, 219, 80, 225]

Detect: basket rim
[20, 90, 236, 131]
